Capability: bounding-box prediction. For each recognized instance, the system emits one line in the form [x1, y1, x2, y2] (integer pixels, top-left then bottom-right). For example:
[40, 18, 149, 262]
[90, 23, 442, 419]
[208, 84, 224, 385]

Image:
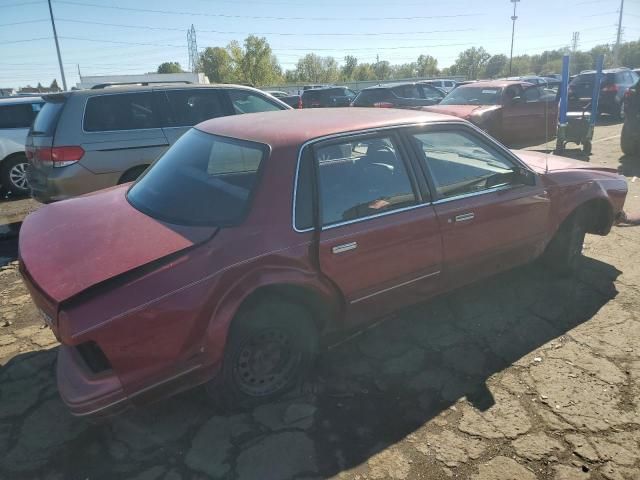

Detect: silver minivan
[26, 84, 290, 203]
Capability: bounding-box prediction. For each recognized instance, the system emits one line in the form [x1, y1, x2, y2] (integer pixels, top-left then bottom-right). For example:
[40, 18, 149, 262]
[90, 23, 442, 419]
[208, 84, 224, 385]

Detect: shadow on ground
[0, 256, 621, 479]
[619, 153, 640, 177]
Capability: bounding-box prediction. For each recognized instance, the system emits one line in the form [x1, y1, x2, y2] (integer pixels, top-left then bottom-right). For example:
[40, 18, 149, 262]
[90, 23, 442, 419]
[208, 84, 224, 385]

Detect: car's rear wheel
[542, 210, 587, 275]
[615, 101, 625, 121]
[210, 300, 318, 410]
[118, 165, 148, 184]
[621, 121, 639, 156]
[1, 155, 30, 196]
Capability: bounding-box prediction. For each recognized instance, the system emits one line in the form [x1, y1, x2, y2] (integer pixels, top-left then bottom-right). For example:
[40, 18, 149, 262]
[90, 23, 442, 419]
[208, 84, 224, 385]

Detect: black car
[621, 79, 640, 155]
[351, 82, 445, 109]
[569, 67, 639, 119]
[301, 87, 357, 108]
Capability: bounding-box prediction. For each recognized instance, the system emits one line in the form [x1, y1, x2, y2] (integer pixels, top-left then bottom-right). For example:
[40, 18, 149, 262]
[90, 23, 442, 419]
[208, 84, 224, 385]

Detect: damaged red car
[423, 80, 559, 145]
[19, 108, 626, 418]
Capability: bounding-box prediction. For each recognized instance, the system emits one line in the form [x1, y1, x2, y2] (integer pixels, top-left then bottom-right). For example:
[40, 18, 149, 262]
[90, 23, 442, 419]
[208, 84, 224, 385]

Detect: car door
[310, 131, 443, 325]
[521, 85, 553, 141]
[405, 124, 550, 289]
[160, 88, 233, 145]
[501, 84, 541, 143]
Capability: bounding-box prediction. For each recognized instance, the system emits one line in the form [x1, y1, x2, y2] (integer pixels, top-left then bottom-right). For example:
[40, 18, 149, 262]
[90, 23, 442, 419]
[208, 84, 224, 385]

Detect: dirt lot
[0, 121, 639, 479]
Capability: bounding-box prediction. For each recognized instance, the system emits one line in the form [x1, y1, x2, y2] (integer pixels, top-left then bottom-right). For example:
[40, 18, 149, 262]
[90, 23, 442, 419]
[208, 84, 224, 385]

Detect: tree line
[158, 36, 640, 86]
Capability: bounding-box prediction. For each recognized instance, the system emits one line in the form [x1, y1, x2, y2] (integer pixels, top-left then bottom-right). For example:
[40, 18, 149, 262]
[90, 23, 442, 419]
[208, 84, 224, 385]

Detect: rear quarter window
[84, 92, 160, 132]
[31, 101, 64, 135]
[0, 103, 36, 129]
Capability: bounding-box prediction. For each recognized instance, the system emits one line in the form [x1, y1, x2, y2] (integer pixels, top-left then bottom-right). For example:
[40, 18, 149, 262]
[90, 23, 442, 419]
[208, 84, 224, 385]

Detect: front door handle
[453, 212, 475, 222]
[332, 241, 358, 254]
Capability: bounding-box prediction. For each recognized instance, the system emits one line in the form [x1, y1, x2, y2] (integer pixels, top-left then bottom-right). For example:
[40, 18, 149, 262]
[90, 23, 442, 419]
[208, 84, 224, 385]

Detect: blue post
[590, 54, 604, 127]
[555, 54, 570, 152]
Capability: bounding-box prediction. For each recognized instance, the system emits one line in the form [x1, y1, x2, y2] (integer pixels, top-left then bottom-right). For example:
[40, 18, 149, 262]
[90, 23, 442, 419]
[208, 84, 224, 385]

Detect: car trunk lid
[19, 184, 217, 304]
[420, 104, 483, 119]
[514, 150, 619, 174]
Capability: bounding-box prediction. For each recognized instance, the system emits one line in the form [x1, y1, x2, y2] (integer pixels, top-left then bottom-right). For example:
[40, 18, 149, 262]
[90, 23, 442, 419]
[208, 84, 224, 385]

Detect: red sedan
[19, 108, 626, 418]
[423, 80, 559, 145]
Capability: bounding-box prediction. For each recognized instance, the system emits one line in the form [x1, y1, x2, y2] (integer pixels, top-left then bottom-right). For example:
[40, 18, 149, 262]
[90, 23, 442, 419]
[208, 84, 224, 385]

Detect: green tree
[589, 44, 613, 68]
[157, 62, 184, 74]
[452, 47, 491, 79]
[374, 60, 392, 80]
[483, 54, 508, 78]
[341, 55, 358, 81]
[198, 47, 236, 83]
[239, 35, 281, 86]
[508, 55, 532, 76]
[394, 62, 417, 79]
[570, 51, 593, 75]
[415, 54, 438, 77]
[353, 63, 376, 81]
[292, 54, 339, 83]
[618, 40, 640, 69]
[49, 79, 60, 91]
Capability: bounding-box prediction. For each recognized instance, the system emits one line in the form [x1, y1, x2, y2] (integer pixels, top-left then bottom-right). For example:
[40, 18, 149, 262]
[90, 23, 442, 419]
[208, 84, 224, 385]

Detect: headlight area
[470, 111, 498, 134]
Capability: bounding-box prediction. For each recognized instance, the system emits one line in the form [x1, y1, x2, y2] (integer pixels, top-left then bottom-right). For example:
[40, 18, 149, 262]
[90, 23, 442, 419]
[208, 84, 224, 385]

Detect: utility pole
[613, 0, 624, 66]
[571, 32, 580, 53]
[509, 0, 520, 76]
[47, 0, 67, 91]
[187, 25, 199, 73]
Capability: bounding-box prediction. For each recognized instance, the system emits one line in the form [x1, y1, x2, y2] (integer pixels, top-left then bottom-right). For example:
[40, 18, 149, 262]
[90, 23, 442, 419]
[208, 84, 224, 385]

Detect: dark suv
[351, 82, 445, 109]
[621, 78, 639, 155]
[26, 83, 290, 202]
[569, 68, 639, 119]
[301, 87, 356, 108]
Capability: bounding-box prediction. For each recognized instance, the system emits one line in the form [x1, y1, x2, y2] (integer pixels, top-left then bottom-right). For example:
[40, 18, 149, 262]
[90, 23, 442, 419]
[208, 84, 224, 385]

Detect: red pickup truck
[19, 108, 627, 418]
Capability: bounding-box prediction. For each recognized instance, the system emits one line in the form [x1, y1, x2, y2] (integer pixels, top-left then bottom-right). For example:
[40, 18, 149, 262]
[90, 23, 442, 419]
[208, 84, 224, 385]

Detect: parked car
[265, 91, 302, 109]
[568, 67, 639, 119]
[621, 78, 640, 155]
[505, 76, 549, 86]
[301, 86, 357, 108]
[19, 108, 627, 418]
[420, 79, 457, 92]
[351, 82, 445, 109]
[265, 90, 288, 98]
[422, 80, 558, 145]
[0, 96, 43, 195]
[25, 83, 290, 203]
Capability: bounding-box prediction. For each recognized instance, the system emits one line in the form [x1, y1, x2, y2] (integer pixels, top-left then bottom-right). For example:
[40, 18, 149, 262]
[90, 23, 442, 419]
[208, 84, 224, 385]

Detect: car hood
[514, 150, 619, 175]
[421, 104, 499, 119]
[19, 185, 217, 303]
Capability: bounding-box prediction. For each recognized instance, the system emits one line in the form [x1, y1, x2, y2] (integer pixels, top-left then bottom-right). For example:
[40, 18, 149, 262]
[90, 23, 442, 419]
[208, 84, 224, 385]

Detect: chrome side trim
[432, 184, 513, 205]
[72, 364, 202, 417]
[350, 270, 441, 304]
[291, 119, 466, 233]
[322, 201, 432, 231]
[332, 241, 357, 254]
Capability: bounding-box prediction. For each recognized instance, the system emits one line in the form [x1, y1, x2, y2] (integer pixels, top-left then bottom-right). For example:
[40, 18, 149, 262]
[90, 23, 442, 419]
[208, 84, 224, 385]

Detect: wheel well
[1, 151, 27, 167]
[235, 284, 336, 333]
[573, 198, 614, 235]
[118, 164, 149, 184]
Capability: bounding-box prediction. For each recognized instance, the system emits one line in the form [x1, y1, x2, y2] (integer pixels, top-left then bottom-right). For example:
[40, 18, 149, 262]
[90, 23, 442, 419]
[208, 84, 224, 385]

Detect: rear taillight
[624, 88, 634, 98]
[373, 102, 394, 108]
[601, 84, 618, 93]
[31, 146, 84, 167]
[297, 97, 302, 109]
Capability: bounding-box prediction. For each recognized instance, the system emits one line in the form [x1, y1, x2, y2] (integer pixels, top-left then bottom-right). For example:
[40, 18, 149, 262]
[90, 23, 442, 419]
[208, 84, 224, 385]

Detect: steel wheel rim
[8, 162, 28, 190]
[233, 328, 301, 397]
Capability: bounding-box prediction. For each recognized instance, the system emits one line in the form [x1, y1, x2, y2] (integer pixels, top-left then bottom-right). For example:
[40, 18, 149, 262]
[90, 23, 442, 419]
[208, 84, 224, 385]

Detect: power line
[52, 0, 486, 21]
[0, 19, 48, 27]
[3, 37, 53, 45]
[0, 1, 44, 8]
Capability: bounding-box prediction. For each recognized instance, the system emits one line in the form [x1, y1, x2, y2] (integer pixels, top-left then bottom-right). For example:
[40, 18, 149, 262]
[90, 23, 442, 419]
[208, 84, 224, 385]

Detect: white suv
[0, 96, 43, 195]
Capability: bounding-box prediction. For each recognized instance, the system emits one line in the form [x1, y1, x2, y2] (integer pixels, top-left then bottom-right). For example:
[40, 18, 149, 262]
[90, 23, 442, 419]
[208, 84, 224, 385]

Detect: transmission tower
[571, 32, 580, 53]
[187, 25, 199, 73]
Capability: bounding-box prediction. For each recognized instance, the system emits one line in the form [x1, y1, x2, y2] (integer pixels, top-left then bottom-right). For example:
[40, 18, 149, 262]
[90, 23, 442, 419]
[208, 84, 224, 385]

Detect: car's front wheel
[621, 121, 639, 156]
[542, 211, 587, 275]
[211, 300, 318, 410]
[1, 154, 30, 196]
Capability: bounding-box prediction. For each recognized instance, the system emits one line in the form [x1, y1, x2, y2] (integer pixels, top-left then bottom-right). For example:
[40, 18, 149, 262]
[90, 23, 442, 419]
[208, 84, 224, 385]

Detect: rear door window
[227, 90, 283, 114]
[84, 92, 160, 132]
[392, 85, 422, 99]
[164, 89, 229, 127]
[31, 101, 64, 135]
[0, 103, 37, 129]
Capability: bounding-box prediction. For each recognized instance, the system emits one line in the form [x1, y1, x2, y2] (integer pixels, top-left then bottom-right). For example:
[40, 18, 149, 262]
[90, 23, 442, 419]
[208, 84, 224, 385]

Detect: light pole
[509, 0, 520, 76]
[47, 0, 67, 91]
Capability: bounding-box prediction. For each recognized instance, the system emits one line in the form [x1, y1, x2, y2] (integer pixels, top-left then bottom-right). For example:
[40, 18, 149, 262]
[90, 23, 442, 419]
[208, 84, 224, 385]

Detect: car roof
[361, 82, 424, 90]
[0, 95, 43, 105]
[456, 80, 528, 88]
[577, 67, 630, 75]
[196, 108, 462, 148]
[302, 86, 348, 92]
[46, 83, 265, 99]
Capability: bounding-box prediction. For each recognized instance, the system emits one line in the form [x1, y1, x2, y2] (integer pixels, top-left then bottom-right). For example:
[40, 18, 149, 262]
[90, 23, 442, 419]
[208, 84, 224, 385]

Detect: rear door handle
[453, 212, 475, 222]
[332, 241, 358, 254]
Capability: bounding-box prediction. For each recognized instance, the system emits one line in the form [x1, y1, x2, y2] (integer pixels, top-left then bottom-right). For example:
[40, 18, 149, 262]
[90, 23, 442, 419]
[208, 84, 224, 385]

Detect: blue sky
[1, 0, 639, 88]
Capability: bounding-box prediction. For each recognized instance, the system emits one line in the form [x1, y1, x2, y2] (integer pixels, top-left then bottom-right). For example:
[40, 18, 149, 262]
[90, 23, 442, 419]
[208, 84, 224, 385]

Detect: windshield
[128, 129, 267, 226]
[440, 86, 503, 105]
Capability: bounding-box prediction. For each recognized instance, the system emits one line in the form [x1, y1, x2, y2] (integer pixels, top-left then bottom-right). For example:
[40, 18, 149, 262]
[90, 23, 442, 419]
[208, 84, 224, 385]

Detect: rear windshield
[127, 128, 267, 226]
[31, 101, 63, 135]
[570, 73, 615, 86]
[352, 89, 393, 106]
[440, 86, 503, 105]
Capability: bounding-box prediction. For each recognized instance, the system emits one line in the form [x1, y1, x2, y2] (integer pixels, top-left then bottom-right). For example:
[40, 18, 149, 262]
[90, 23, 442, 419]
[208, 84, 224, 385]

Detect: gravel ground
[0, 121, 638, 480]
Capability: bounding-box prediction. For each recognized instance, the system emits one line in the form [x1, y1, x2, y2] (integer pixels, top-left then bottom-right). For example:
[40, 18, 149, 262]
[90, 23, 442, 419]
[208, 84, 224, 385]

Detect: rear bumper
[27, 162, 120, 203]
[57, 344, 131, 418]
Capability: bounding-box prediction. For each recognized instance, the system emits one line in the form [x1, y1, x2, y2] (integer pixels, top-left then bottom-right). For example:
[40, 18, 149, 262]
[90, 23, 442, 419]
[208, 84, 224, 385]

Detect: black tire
[542, 211, 587, 276]
[583, 140, 592, 156]
[210, 300, 318, 410]
[117, 165, 148, 184]
[1, 154, 30, 196]
[621, 122, 639, 156]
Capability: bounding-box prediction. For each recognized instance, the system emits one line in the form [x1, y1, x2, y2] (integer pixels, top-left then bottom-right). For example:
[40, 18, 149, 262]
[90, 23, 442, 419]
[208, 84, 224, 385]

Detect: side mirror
[516, 167, 536, 186]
